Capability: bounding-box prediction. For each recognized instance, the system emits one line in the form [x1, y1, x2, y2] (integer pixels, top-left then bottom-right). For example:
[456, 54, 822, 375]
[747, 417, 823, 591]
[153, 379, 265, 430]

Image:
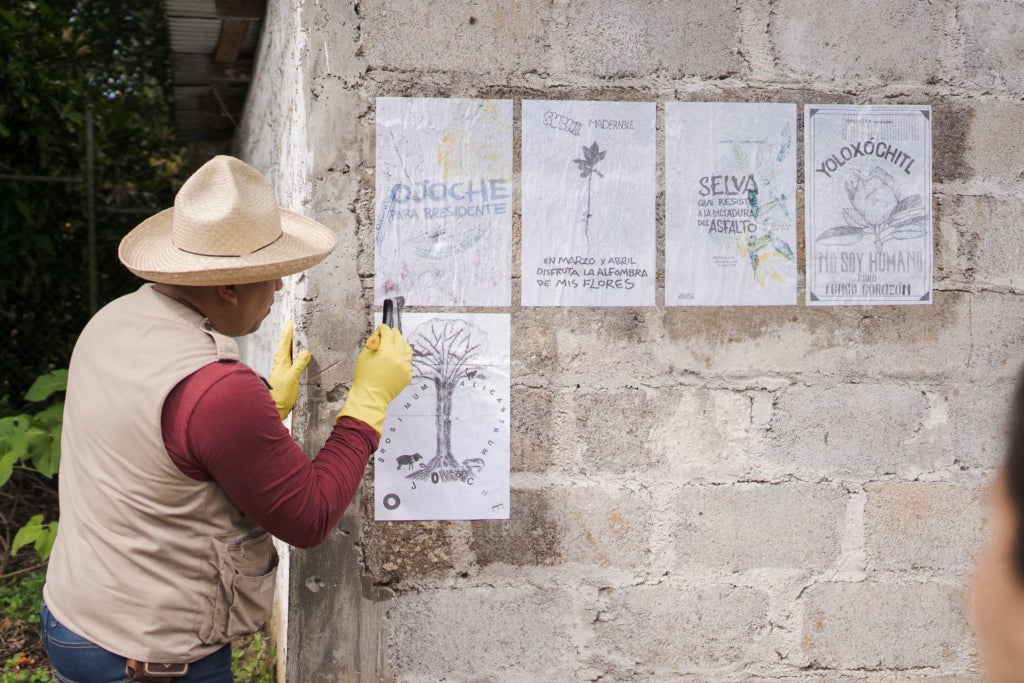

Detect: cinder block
[966, 294, 1024, 379]
[801, 581, 969, 669]
[510, 386, 556, 473]
[389, 586, 574, 678]
[964, 100, 1024, 180]
[361, 516, 452, 585]
[933, 99, 975, 183]
[765, 384, 936, 476]
[674, 483, 847, 571]
[571, 387, 666, 474]
[660, 292, 975, 380]
[510, 308, 559, 383]
[772, 0, 946, 82]
[558, 484, 654, 568]
[556, 309, 662, 383]
[946, 382, 1014, 470]
[592, 584, 770, 669]
[960, 0, 1024, 93]
[938, 194, 1024, 289]
[650, 388, 756, 479]
[361, 1, 553, 74]
[470, 488, 561, 566]
[864, 480, 987, 570]
[559, 0, 744, 78]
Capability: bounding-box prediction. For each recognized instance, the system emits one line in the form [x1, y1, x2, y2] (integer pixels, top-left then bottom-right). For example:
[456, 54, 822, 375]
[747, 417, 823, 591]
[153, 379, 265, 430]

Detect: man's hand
[269, 321, 312, 420]
[336, 324, 413, 434]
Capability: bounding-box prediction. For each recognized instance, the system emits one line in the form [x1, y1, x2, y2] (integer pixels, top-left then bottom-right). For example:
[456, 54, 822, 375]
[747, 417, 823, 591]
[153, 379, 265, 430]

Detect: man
[40, 155, 412, 682]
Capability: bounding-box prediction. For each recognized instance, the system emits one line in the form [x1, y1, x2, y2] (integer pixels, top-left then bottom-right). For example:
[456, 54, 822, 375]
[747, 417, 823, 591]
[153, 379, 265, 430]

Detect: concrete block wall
[236, 0, 1024, 680]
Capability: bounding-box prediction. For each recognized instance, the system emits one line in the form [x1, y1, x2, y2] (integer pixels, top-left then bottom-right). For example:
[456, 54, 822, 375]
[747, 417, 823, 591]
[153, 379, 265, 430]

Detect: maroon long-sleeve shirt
[161, 361, 378, 548]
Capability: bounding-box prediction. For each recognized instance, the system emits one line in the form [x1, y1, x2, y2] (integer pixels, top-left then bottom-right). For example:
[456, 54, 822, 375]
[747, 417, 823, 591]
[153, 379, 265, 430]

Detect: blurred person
[40, 155, 412, 682]
[973, 375, 1024, 681]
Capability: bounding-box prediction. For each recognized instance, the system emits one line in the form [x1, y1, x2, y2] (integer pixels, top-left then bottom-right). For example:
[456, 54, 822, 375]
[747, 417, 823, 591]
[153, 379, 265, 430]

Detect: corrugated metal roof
[163, 0, 264, 142]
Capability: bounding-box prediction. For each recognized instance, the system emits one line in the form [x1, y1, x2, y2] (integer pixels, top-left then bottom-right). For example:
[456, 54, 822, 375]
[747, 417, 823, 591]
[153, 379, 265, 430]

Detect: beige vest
[44, 284, 278, 663]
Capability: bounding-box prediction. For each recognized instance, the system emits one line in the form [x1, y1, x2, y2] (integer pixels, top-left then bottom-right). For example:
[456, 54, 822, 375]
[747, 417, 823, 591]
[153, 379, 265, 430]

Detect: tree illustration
[404, 318, 487, 481]
[573, 141, 606, 247]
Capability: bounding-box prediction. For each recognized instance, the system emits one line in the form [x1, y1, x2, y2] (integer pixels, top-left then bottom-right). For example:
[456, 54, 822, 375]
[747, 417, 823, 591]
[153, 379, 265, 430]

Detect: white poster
[374, 313, 510, 521]
[375, 97, 513, 307]
[665, 102, 798, 306]
[805, 104, 933, 305]
[521, 100, 656, 306]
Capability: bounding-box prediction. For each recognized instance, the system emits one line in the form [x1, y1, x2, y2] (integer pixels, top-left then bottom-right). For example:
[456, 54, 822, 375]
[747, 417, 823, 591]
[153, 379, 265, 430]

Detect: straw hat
[118, 155, 336, 286]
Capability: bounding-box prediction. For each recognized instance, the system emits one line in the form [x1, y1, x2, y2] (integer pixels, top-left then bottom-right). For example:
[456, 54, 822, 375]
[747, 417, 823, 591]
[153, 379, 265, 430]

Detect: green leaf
[25, 369, 68, 401]
[0, 451, 18, 487]
[33, 401, 64, 429]
[11, 514, 44, 556]
[35, 521, 58, 560]
[1, 417, 30, 461]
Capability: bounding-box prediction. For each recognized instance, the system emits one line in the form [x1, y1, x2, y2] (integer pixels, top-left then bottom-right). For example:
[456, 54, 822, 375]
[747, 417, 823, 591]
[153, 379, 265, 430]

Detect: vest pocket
[200, 528, 279, 644]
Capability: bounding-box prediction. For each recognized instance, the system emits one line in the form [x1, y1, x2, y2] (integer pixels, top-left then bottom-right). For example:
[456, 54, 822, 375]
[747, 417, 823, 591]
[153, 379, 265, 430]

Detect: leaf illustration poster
[375, 97, 513, 307]
[374, 313, 510, 521]
[665, 102, 798, 306]
[521, 100, 656, 306]
[804, 104, 933, 305]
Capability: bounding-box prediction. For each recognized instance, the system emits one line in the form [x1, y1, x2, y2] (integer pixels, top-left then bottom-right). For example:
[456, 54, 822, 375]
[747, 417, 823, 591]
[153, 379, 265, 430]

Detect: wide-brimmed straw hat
[118, 155, 336, 286]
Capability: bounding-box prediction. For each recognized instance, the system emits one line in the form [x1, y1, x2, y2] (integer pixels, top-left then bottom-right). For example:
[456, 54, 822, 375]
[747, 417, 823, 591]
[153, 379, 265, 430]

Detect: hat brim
[118, 208, 337, 286]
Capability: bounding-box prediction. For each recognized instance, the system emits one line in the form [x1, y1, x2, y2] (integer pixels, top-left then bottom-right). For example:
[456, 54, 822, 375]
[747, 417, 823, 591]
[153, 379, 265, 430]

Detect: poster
[521, 100, 656, 306]
[804, 104, 933, 305]
[665, 102, 798, 306]
[375, 97, 513, 307]
[374, 313, 510, 521]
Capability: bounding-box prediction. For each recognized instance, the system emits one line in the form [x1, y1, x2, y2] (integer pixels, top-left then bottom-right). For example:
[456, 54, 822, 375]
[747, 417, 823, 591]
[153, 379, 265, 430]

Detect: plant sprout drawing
[729, 121, 795, 286]
[816, 166, 927, 252]
[573, 141, 607, 248]
[738, 231, 795, 286]
[404, 318, 489, 484]
[732, 121, 791, 223]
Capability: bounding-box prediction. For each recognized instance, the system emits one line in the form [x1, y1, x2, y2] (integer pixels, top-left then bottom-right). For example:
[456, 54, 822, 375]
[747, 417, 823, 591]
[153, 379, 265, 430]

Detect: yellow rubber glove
[268, 321, 312, 420]
[336, 324, 413, 434]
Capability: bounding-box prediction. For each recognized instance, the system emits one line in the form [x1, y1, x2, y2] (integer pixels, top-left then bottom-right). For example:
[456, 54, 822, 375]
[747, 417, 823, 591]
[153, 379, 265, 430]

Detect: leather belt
[125, 659, 189, 681]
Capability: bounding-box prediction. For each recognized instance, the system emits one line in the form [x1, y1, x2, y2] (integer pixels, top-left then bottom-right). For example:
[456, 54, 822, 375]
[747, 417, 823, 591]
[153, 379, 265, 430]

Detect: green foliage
[0, 570, 44, 625]
[10, 516, 57, 562]
[0, 571, 49, 682]
[0, 657, 52, 683]
[1, 370, 64, 562]
[0, 0, 189, 402]
[232, 631, 276, 683]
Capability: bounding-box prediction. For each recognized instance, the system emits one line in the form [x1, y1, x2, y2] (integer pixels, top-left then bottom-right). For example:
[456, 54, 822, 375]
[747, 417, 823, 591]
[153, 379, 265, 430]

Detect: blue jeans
[40, 601, 233, 682]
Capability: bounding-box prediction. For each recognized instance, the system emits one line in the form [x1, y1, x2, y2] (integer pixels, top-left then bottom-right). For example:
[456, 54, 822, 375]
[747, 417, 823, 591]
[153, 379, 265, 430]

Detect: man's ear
[217, 284, 240, 306]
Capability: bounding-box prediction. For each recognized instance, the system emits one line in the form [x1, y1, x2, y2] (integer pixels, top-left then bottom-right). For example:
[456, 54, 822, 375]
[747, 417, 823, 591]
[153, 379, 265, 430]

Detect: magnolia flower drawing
[572, 141, 606, 248]
[817, 166, 927, 252]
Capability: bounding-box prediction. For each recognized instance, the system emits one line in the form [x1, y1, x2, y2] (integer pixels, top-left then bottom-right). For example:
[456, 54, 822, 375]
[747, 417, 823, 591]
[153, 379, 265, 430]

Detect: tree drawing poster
[805, 104, 933, 305]
[375, 97, 513, 307]
[374, 313, 510, 521]
[521, 100, 656, 307]
[665, 102, 798, 306]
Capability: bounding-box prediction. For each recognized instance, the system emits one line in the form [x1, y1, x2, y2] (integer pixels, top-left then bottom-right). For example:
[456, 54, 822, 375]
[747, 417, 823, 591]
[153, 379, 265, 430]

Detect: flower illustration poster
[804, 104, 933, 305]
[375, 97, 513, 307]
[665, 102, 798, 306]
[521, 100, 657, 306]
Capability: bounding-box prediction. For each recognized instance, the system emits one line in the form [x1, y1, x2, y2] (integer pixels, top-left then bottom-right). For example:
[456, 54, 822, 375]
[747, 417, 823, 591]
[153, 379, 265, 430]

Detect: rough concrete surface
[234, 0, 1024, 679]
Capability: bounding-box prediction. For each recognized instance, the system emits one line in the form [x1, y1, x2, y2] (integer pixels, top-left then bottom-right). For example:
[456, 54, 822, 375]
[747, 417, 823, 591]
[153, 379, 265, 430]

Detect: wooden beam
[215, 0, 265, 20]
[214, 18, 248, 64]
